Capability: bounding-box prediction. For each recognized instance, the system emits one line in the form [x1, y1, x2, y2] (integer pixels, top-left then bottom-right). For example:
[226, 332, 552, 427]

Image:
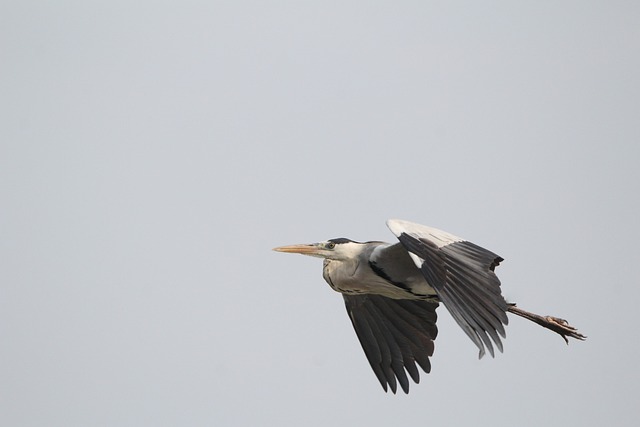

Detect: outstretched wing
[387, 219, 509, 358]
[343, 294, 438, 394]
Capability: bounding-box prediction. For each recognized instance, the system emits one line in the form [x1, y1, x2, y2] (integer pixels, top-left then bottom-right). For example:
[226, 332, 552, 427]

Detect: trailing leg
[507, 304, 586, 343]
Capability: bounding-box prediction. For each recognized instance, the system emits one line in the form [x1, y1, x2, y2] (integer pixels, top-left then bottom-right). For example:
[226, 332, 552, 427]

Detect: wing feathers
[347, 306, 388, 390]
[360, 302, 404, 393]
[387, 220, 509, 358]
[380, 299, 435, 375]
[343, 295, 438, 393]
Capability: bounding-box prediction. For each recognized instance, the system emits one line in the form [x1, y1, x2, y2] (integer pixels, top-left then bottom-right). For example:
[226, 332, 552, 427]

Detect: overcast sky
[2, 1, 639, 426]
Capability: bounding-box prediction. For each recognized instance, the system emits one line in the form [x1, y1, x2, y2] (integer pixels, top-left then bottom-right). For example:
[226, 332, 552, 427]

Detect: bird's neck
[322, 258, 360, 294]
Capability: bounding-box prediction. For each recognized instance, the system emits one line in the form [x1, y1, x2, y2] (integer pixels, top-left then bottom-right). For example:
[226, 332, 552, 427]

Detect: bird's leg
[507, 304, 586, 343]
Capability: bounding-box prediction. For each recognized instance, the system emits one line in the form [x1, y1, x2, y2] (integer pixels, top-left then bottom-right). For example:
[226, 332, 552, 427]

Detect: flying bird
[273, 219, 585, 394]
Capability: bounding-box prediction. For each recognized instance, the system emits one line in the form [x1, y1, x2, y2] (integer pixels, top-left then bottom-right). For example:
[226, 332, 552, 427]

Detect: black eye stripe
[328, 238, 355, 245]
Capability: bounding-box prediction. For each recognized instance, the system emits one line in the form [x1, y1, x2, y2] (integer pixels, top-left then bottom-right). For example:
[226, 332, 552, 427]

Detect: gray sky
[2, 1, 639, 426]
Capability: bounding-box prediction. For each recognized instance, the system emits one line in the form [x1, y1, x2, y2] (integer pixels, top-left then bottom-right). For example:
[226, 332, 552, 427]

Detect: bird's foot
[542, 315, 587, 344]
[507, 304, 586, 343]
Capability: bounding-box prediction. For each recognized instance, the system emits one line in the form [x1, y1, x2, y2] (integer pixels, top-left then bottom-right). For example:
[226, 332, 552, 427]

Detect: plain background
[2, 1, 639, 426]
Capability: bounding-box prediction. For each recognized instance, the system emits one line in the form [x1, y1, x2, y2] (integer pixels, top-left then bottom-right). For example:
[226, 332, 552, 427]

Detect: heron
[273, 219, 585, 394]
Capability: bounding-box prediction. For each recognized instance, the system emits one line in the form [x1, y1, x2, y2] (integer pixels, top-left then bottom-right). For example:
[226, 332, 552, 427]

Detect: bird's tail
[507, 304, 586, 343]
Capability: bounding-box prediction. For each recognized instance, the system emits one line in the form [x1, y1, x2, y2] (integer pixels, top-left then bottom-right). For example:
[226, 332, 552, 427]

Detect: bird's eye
[326, 242, 335, 249]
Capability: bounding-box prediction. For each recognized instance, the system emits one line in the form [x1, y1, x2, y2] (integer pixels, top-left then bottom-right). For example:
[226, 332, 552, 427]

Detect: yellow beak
[272, 243, 323, 256]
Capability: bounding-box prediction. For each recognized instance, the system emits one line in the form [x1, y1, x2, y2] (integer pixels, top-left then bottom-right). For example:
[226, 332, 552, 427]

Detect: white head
[273, 238, 365, 261]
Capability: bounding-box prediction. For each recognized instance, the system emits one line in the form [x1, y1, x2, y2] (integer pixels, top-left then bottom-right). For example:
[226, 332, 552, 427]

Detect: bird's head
[273, 238, 362, 261]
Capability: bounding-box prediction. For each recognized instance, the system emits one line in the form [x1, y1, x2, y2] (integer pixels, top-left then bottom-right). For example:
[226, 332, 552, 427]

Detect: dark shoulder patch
[369, 261, 412, 293]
